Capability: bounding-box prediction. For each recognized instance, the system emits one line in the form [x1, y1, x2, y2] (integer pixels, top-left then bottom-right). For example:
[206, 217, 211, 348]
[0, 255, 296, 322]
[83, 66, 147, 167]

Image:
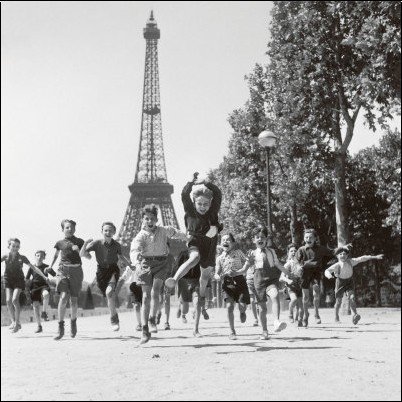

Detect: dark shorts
[30, 282, 51, 303]
[301, 268, 322, 289]
[136, 257, 170, 286]
[188, 235, 218, 268]
[247, 280, 257, 299]
[222, 275, 250, 305]
[286, 282, 303, 299]
[254, 268, 280, 303]
[96, 264, 120, 296]
[335, 277, 354, 298]
[129, 282, 143, 304]
[56, 264, 83, 298]
[178, 278, 200, 303]
[4, 277, 25, 291]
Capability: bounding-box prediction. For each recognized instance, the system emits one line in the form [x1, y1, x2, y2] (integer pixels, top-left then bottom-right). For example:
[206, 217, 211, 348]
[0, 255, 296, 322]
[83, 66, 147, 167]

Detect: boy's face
[304, 232, 315, 246]
[8, 241, 20, 254]
[35, 252, 45, 265]
[102, 225, 116, 239]
[288, 247, 297, 259]
[63, 222, 76, 238]
[337, 251, 348, 262]
[142, 212, 157, 231]
[221, 235, 234, 251]
[253, 234, 267, 249]
[194, 196, 212, 215]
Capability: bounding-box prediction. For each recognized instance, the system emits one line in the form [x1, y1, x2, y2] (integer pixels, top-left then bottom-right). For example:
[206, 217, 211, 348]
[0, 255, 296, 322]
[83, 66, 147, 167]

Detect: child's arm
[324, 262, 339, 279]
[130, 233, 145, 263]
[203, 181, 222, 217]
[271, 250, 287, 274]
[1, 254, 8, 263]
[181, 177, 197, 214]
[48, 250, 60, 271]
[22, 256, 49, 282]
[80, 239, 94, 259]
[25, 267, 33, 281]
[279, 272, 293, 285]
[351, 254, 384, 266]
[236, 251, 250, 275]
[118, 254, 134, 270]
[214, 257, 222, 280]
[164, 226, 188, 242]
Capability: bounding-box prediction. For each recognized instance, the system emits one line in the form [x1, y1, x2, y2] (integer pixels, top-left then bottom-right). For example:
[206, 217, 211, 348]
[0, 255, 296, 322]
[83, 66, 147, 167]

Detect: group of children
[2, 172, 384, 343]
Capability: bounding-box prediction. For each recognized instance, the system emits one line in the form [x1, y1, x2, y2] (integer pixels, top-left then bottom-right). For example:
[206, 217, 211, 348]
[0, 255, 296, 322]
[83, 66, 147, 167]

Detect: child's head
[61, 219, 76, 237]
[101, 222, 117, 238]
[252, 226, 270, 249]
[303, 228, 317, 246]
[142, 204, 158, 231]
[8, 238, 21, 254]
[35, 250, 46, 264]
[221, 233, 235, 252]
[287, 243, 298, 260]
[193, 186, 213, 215]
[334, 246, 350, 262]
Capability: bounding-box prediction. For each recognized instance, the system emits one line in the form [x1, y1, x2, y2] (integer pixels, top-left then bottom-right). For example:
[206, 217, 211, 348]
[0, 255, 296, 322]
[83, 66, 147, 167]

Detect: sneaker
[140, 325, 151, 344]
[315, 315, 321, 324]
[70, 318, 77, 338]
[156, 312, 162, 325]
[335, 316, 340, 323]
[111, 313, 120, 332]
[182, 315, 187, 324]
[302, 313, 309, 328]
[289, 315, 294, 323]
[35, 325, 43, 334]
[149, 317, 158, 333]
[253, 319, 259, 327]
[240, 311, 247, 323]
[260, 331, 269, 340]
[273, 320, 287, 332]
[201, 308, 209, 320]
[136, 324, 142, 332]
[229, 332, 237, 340]
[164, 322, 170, 330]
[12, 323, 21, 333]
[8, 321, 16, 330]
[297, 319, 303, 327]
[176, 308, 182, 319]
[54, 321, 65, 340]
[352, 314, 361, 325]
[193, 330, 202, 338]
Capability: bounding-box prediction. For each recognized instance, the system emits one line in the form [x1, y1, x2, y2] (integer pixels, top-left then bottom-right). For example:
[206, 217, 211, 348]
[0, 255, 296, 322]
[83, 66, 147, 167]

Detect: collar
[102, 238, 115, 246]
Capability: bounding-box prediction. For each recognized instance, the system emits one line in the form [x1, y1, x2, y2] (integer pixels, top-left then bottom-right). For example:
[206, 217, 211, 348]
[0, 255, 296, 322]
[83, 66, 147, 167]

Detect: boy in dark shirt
[48, 219, 85, 340]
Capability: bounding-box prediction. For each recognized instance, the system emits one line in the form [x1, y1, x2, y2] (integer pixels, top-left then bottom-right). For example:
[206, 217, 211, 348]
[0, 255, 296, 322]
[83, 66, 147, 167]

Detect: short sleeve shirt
[54, 236, 84, 265]
[216, 249, 247, 277]
[86, 239, 122, 268]
[26, 263, 49, 284]
[3, 253, 30, 282]
[296, 244, 333, 270]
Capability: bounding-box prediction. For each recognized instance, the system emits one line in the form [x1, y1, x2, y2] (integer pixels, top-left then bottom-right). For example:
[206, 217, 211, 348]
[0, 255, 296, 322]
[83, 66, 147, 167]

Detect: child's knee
[259, 302, 267, 312]
[12, 295, 20, 306]
[42, 290, 49, 298]
[226, 301, 234, 310]
[70, 297, 78, 306]
[105, 287, 114, 298]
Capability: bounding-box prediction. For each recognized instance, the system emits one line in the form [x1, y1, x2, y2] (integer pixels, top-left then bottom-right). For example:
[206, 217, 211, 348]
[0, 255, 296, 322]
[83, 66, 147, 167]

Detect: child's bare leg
[173, 249, 200, 282]
[33, 301, 41, 326]
[70, 297, 78, 320]
[133, 301, 142, 326]
[199, 266, 213, 298]
[258, 301, 268, 332]
[302, 288, 310, 319]
[289, 292, 297, 319]
[297, 298, 303, 320]
[334, 296, 342, 320]
[164, 293, 171, 323]
[141, 285, 152, 326]
[12, 289, 22, 324]
[6, 289, 15, 325]
[105, 284, 117, 317]
[150, 278, 164, 319]
[349, 291, 357, 315]
[58, 291, 69, 322]
[182, 301, 190, 315]
[193, 292, 202, 335]
[250, 297, 258, 321]
[42, 290, 50, 313]
[312, 284, 320, 318]
[227, 300, 235, 334]
[267, 287, 280, 321]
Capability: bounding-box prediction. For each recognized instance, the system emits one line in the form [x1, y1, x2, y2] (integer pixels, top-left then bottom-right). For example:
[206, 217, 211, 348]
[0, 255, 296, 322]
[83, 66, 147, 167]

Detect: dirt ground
[1, 307, 401, 401]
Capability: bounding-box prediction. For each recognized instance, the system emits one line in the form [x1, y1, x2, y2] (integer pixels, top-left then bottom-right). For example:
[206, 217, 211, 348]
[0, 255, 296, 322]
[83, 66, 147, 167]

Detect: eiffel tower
[117, 11, 181, 254]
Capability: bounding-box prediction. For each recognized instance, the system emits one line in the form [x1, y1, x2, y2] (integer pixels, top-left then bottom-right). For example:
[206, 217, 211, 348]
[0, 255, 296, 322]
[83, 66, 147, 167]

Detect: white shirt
[251, 247, 281, 270]
[325, 256, 373, 279]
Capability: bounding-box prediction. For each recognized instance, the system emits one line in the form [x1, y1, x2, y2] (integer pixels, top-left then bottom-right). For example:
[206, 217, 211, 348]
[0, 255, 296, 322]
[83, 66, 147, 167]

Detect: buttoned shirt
[86, 239, 122, 268]
[216, 249, 247, 277]
[250, 247, 282, 280]
[325, 256, 373, 279]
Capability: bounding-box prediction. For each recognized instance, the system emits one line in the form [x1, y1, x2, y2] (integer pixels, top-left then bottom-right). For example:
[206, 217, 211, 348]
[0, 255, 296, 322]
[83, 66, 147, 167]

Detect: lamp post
[258, 130, 277, 234]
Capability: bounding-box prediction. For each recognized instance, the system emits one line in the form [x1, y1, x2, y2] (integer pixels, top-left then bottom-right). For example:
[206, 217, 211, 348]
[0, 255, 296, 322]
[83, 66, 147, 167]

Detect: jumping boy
[2, 239, 50, 333]
[130, 204, 187, 344]
[48, 219, 85, 340]
[325, 246, 383, 325]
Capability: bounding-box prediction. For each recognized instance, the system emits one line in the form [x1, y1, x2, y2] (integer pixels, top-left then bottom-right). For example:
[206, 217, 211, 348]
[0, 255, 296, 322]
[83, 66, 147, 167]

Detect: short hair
[61, 219, 77, 229]
[222, 232, 235, 243]
[287, 243, 298, 251]
[35, 250, 46, 257]
[334, 246, 350, 256]
[142, 204, 158, 217]
[193, 186, 213, 200]
[101, 222, 116, 232]
[8, 238, 20, 246]
[304, 228, 317, 236]
[252, 225, 270, 238]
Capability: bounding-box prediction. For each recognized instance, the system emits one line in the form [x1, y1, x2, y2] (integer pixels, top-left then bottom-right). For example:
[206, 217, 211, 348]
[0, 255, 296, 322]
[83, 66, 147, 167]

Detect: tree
[84, 286, 94, 310]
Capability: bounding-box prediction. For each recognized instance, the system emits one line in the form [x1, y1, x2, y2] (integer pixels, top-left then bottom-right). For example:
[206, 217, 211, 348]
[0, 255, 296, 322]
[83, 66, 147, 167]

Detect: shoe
[176, 308, 181, 319]
[164, 322, 170, 330]
[182, 315, 187, 324]
[70, 318, 77, 338]
[35, 325, 43, 333]
[229, 332, 237, 340]
[335, 316, 340, 323]
[297, 319, 303, 327]
[41, 311, 49, 321]
[315, 315, 321, 324]
[54, 321, 65, 340]
[8, 321, 16, 330]
[273, 320, 287, 332]
[136, 324, 142, 332]
[289, 315, 294, 323]
[156, 312, 162, 325]
[260, 331, 269, 340]
[201, 308, 209, 320]
[140, 326, 151, 344]
[302, 313, 309, 328]
[253, 320, 259, 327]
[240, 311, 247, 323]
[111, 313, 120, 332]
[12, 323, 21, 333]
[352, 314, 361, 325]
[149, 317, 158, 333]
[193, 330, 202, 338]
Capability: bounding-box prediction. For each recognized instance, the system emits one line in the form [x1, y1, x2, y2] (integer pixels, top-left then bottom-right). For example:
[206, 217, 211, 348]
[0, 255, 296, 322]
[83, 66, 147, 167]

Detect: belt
[144, 256, 167, 261]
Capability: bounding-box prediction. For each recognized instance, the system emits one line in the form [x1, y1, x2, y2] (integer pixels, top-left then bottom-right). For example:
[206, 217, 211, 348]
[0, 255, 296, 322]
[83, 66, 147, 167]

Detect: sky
[1, 1, 398, 281]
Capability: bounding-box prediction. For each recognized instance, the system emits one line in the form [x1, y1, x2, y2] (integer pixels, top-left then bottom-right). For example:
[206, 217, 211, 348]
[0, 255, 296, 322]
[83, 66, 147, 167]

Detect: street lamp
[258, 130, 277, 234]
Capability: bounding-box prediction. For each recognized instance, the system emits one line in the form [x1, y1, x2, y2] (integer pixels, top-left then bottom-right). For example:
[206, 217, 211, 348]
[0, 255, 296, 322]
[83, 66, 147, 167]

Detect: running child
[130, 204, 187, 344]
[48, 219, 85, 340]
[280, 244, 304, 326]
[165, 172, 223, 316]
[1, 238, 50, 333]
[80, 222, 132, 331]
[25, 250, 56, 333]
[214, 233, 250, 340]
[325, 246, 383, 325]
[243, 226, 287, 340]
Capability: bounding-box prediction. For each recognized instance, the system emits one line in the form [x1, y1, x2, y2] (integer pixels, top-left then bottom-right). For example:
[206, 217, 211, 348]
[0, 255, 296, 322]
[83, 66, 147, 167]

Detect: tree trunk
[374, 260, 382, 307]
[289, 203, 298, 244]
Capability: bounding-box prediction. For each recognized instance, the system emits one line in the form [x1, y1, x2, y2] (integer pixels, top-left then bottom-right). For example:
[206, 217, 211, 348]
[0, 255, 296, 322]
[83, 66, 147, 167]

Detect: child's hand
[205, 226, 218, 238]
[324, 271, 333, 280]
[85, 238, 93, 244]
[71, 245, 80, 252]
[375, 254, 384, 260]
[214, 273, 220, 281]
[192, 172, 199, 183]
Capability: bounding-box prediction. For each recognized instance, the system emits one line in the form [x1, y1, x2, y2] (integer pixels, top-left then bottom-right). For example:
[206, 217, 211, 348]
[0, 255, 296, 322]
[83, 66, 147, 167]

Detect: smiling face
[35, 252, 45, 265]
[253, 234, 267, 249]
[102, 224, 116, 240]
[304, 232, 316, 246]
[194, 196, 212, 215]
[337, 251, 348, 262]
[288, 246, 297, 260]
[221, 235, 234, 252]
[142, 212, 158, 231]
[8, 240, 20, 255]
[63, 222, 76, 238]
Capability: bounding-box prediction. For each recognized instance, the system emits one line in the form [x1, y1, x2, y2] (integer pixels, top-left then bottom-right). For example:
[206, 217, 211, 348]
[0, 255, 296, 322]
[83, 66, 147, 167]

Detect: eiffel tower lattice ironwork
[117, 11, 180, 252]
